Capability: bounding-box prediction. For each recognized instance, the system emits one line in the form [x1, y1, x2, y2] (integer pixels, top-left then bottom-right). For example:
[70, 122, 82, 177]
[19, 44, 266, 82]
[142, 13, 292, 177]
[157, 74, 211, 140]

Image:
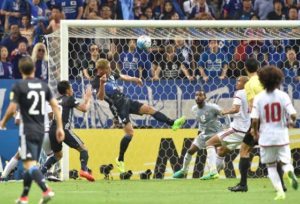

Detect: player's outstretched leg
[16, 171, 32, 204]
[173, 145, 198, 179]
[139, 104, 186, 131]
[116, 135, 132, 173]
[1, 152, 19, 180]
[267, 163, 286, 200]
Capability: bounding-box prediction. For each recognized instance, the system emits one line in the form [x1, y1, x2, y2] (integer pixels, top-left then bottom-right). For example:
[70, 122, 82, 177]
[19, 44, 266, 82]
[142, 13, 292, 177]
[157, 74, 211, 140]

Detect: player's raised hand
[135, 78, 143, 86]
[56, 127, 65, 143]
[100, 74, 107, 84]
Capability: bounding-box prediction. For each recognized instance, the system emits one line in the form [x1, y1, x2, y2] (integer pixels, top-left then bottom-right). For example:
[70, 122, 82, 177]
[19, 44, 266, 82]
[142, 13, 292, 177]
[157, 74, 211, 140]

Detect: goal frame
[57, 20, 300, 180]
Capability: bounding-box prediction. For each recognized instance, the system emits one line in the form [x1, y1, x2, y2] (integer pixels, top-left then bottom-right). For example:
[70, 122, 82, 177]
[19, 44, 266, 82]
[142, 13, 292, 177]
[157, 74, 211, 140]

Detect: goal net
[45, 20, 300, 180]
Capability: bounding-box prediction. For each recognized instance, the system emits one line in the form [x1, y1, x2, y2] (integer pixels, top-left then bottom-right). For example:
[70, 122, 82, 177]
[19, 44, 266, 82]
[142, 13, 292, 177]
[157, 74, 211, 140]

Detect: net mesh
[44, 22, 300, 179]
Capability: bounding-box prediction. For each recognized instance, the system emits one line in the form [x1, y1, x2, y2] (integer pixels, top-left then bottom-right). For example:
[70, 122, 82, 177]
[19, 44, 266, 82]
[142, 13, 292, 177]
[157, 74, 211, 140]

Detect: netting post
[60, 20, 70, 180]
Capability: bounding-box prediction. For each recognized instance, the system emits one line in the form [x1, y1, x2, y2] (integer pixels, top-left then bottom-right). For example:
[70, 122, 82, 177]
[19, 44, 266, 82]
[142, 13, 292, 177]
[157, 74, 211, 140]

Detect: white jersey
[231, 89, 251, 132]
[251, 89, 296, 146]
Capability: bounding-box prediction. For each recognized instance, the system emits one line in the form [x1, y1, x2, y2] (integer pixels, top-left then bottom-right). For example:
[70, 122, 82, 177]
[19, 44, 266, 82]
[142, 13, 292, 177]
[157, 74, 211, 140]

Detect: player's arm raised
[222, 104, 240, 115]
[76, 86, 92, 112]
[49, 98, 65, 142]
[119, 74, 143, 86]
[97, 74, 107, 100]
[0, 102, 17, 129]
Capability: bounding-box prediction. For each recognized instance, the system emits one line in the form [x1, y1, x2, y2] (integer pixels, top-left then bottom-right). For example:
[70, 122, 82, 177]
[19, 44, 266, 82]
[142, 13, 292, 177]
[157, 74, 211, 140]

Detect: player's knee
[55, 151, 63, 160]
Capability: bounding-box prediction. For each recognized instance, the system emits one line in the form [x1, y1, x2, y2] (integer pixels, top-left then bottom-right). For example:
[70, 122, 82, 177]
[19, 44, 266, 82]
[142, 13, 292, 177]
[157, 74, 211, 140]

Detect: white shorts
[192, 133, 215, 149]
[260, 145, 291, 164]
[42, 132, 53, 156]
[217, 127, 246, 150]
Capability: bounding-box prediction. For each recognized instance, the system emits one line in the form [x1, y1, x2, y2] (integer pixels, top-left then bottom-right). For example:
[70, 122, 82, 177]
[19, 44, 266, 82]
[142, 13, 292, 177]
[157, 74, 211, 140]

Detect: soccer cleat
[287, 171, 298, 190]
[47, 175, 62, 182]
[115, 158, 126, 173]
[274, 191, 285, 200]
[38, 189, 54, 204]
[79, 170, 95, 182]
[228, 183, 248, 192]
[173, 169, 187, 179]
[200, 172, 219, 180]
[15, 196, 28, 204]
[172, 116, 186, 131]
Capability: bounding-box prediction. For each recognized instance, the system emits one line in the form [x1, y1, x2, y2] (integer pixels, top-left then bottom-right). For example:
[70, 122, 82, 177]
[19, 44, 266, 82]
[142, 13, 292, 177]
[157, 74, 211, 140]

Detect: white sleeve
[183, 1, 191, 14]
[233, 91, 242, 106]
[284, 94, 297, 115]
[250, 97, 259, 119]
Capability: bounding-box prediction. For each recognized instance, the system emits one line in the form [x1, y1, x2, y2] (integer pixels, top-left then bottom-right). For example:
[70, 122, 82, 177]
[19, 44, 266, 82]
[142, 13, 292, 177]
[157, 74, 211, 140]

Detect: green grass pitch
[0, 178, 298, 203]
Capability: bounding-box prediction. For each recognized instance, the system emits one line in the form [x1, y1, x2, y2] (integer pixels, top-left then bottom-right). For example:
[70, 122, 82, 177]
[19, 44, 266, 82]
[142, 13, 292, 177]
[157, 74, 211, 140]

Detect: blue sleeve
[77, 0, 83, 7]
[2, 0, 10, 11]
[171, 0, 185, 19]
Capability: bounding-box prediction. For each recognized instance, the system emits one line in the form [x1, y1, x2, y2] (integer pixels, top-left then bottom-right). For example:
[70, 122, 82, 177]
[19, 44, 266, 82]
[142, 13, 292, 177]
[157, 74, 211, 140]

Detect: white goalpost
[45, 20, 300, 180]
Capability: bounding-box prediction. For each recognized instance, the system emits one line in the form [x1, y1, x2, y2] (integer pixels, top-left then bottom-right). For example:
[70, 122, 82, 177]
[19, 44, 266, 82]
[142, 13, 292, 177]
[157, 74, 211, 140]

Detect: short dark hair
[57, 80, 71, 95]
[18, 56, 34, 75]
[245, 58, 259, 73]
[258, 66, 284, 92]
[51, 5, 62, 12]
[289, 5, 298, 12]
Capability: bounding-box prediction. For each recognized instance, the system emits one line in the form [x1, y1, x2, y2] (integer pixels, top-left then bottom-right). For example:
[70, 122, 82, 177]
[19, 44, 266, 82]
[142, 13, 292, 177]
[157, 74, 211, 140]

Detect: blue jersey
[54, 0, 83, 19]
[119, 50, 142, 77]
[2, 0, 28, 25]
[222, 0, 242, 19]
[198, 49, 228, 75]
[0, 61, 13, 79]
[29, 0, 48, 18]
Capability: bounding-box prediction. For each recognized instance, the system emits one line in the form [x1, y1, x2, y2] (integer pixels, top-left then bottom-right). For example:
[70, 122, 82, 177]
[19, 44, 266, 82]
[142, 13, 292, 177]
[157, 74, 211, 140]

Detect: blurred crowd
[0, 0, 299, 81]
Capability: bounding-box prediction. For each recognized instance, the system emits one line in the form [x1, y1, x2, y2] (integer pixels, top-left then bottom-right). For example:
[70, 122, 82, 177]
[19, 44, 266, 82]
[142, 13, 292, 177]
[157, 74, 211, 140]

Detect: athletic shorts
[117, 98, 143, 124]
[42, 132, 53, 156]
[19, 133, 44, 161]
[260, 145, 291, 164]
[217, 127, 246, 150]
[192, 132, 215, 149]
[243, 122, 259, 147]
[49, 127, 84, 153]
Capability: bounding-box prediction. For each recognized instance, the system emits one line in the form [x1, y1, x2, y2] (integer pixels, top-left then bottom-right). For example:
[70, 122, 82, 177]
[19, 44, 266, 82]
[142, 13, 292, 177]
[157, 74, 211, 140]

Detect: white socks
[206, 146, 217, 174]
[268, 164, 283, 193]
[182, 153, 192, 172]
[1, 156, 19, 178]
[216, 155, 225, 172]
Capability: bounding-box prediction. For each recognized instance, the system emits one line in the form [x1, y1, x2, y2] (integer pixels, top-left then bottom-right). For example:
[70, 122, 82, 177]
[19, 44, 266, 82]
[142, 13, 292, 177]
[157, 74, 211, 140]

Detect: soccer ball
[137, 35, 151, 50]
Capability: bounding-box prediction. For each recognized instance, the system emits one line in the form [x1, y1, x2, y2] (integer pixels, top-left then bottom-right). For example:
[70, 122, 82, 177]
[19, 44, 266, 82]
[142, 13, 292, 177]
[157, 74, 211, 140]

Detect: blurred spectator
[1, 0, 29, 32]
[11, 41, 29, 79]
[171, 12, 180, 20]
[20, 15, 34, 47]
[194, 12, 214, 19]
[234, 0, 256, 20]
[0, 2, 5, 40]
[54, 0, 84, 19]
[152, 0, 164, 19]
[267, 0, 285, 20]
[117, 39, 149, 78]
[254, 0, 274, 20]
[30, 0, 50, 18]
[160, 1, 174, 19]
[221, 0, 242, 19]
[32, 42, 48, 80]
[144, 7, 154, 19]
[0, 46, 13, 79]
[284, 48, 299, 70]
[174, 37, 195, 80]
[185, 0, 215, 19]
[198, 40, 228, 81]
[40, 6, 63, 34]
[288, 5, 299, 19]
[157, 44, 183, 79]
[83, 0, 101, 19]
[100, 4, 113, 19]
[82, 44, 99, 80]
[105, 0, 117, 19]
[0, 24, 28, 56]
[283, 0, 297, 17]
